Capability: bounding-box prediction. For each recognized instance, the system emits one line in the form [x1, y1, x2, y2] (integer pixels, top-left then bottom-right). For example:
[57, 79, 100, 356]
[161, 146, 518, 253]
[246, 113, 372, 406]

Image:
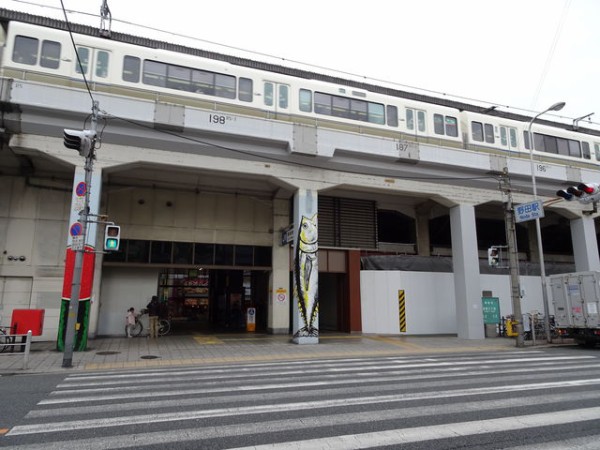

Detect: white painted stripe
[55, 360, 600, 391]
[11, 377, 600, 436]
[34, 364, 600, 416]
[228, 406, 600, 450]
[56, 355, 596, 388]
[8, 404, 600, 449]
[62, 353, 592, 383]
[42, 363, 600, 405]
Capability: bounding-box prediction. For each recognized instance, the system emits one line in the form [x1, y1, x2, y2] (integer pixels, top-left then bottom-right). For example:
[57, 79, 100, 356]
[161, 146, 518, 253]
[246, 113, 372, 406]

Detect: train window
[525, 131, 585, 158]
[406, 109, 414, 130]
[299, 89, 312, 112]
[433, 114, 444, 134]
[332, 96, 350, 118]
[417, 111, 426, 132]
[40, 40, 61, 69]
[556, 137, 568, 155]
[95, 51, 109, 78]
[12, 36, 38, 65]
[368, 103, 385, 124]
[122, 56, 140, 82]
[387, 106, 398, 127]
[239, 78, 253, 102]
[434, 114, 458, 136]
[500, 127, 507, 146]
[582, 142, 590, 159]
[594, 143, 600, 160]
[264, 83, 274, 106]
[167, 65, 191, 91]
[351, 100, 367, 121]
[312, 91, 384, 124]
[279, 85, 289, 108]
[192, 70, 215, 94]
[568, 140, 581, 157]
[445, 116, 458, 137]
[214, 73, 236, 99]
[75, 47, 90, 75]
[314, 92, 331, 115]
[484, 124, 494, 143]
[509, 128, 518, 148]
[407, 109, 426, 132]
[472, 122, 484, 141]
[143, 60, 167, 86]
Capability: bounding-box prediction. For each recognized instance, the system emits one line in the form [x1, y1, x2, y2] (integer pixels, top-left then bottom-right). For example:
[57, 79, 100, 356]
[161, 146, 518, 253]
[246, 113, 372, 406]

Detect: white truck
[549, 271, 600, 347]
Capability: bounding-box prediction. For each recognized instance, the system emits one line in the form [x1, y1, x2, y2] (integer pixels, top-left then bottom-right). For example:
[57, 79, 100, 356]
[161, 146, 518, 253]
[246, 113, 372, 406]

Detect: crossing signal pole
[62, 101, 99, 368]
[499, 169, 524, 347]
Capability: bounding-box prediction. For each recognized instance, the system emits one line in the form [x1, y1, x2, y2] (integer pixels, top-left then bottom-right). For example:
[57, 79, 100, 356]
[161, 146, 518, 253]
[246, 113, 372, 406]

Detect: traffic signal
[63, 129, 96, 158]
[556, 182, 600, 204]
[104, 225, 121, 251]
[488, 246, 499, 267]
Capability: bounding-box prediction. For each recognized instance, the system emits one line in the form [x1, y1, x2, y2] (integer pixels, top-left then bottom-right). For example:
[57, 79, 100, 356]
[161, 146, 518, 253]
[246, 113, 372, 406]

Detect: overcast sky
[5, 0, 600, 129]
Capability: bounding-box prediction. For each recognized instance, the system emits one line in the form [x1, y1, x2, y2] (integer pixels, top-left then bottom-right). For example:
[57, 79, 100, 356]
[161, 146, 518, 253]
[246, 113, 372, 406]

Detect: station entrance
[157, 268, 269, 333]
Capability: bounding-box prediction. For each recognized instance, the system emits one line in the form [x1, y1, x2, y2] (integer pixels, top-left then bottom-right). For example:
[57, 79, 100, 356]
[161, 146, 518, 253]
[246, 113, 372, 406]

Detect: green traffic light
[105, 238, 119, 250]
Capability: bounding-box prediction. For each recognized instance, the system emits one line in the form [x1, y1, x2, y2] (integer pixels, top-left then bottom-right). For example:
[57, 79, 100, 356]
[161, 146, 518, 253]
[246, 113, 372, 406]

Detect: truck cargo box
[550, 271, 600, 345]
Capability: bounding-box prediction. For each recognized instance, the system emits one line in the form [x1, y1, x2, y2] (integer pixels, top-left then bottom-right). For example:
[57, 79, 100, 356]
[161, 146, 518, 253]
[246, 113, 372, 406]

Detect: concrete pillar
[570, 216, 600, 272]
[347, 250, 362, 333]
[268, 197, 291, 334]
[415, 204, 431, 256]
[291, 188, 319, 344]
[450, 203, 484, 339]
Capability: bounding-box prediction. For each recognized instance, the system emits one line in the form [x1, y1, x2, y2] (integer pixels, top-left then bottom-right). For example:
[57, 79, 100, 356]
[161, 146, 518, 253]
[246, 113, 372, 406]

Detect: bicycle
[126, 309, 170, 337]
[0, 317, 15, 353]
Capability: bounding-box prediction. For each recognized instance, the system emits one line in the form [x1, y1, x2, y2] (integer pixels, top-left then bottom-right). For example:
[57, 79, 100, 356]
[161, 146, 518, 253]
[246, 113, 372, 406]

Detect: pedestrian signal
[488, 246, 499, 267]
[104, 225, 121, 251]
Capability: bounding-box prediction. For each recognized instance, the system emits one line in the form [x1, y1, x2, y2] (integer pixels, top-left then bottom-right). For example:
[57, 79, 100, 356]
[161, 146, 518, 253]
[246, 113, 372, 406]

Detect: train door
[499, 125, 518, 151]
[73, 46, 111, 82]
[263, 81, 290, 115]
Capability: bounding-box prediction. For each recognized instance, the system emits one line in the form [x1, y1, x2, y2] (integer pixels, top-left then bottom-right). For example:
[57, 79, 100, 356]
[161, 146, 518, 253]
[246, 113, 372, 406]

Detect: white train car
[1, 18, 599, 168]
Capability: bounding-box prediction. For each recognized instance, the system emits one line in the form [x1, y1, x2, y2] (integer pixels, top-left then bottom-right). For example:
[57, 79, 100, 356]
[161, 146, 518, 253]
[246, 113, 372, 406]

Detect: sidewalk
[0, 333, 560, 375]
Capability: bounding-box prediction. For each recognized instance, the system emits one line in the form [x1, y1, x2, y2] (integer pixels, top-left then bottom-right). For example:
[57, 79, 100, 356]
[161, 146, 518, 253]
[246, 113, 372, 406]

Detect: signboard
[514, 199, 545, 223]
[276, 288, 287, 303]
[280, 225, 293, 246]
[246, 307, 256, 332]
[482, 297, 500, 324]
[71, 235, 84, 251]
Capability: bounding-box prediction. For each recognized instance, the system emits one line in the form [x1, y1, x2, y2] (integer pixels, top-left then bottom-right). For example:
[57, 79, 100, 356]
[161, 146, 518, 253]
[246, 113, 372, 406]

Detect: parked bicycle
[0, 317, 14, 353]
[126, 309, 170, 337]
[523, 314, 557, 341]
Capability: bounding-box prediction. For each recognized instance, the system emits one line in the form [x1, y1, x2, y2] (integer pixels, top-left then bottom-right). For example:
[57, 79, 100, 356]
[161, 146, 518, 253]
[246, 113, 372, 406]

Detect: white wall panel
[362, 271, 549, 335]
[97, 267, 160, 336]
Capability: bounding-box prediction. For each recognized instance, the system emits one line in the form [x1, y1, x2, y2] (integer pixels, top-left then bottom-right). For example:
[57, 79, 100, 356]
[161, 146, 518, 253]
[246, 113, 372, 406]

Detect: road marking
[228, 407, 600, 450]
[11, 378, 600, 435]
[193, 336, 223, 345]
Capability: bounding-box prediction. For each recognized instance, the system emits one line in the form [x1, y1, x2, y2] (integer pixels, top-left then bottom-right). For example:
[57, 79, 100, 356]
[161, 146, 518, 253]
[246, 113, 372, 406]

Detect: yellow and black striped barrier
[398, 290, 406, 332]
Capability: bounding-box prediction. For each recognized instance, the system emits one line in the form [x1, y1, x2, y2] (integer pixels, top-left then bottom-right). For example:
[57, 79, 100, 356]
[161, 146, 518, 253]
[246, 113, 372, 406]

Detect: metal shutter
[318, 196, 377, 249]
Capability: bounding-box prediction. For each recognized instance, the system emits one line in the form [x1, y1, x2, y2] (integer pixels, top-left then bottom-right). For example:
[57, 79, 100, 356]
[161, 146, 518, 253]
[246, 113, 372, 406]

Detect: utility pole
[62, 101, 99, 368]
[500, 168, 524, 347]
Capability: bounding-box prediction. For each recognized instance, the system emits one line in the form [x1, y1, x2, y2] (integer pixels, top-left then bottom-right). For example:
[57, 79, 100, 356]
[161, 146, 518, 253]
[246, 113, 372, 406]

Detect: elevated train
[1, 16, 599, 169]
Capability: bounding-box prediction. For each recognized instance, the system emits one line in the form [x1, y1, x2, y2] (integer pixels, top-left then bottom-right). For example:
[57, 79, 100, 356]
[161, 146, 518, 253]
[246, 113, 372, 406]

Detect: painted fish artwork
[293, 214, 319, 337]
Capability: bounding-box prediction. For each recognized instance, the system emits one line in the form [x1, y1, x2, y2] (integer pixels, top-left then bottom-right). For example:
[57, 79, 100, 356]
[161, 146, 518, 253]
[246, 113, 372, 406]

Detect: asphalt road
[1, 346, 600, 449]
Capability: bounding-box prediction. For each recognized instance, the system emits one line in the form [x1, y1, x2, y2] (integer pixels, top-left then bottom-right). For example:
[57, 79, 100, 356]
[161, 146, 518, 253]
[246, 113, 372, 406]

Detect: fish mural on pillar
[293, 213, 319, 338]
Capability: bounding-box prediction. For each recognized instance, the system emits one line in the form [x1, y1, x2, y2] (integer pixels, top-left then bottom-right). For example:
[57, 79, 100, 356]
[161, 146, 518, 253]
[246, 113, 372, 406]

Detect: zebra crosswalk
[4, 350, 600, 449]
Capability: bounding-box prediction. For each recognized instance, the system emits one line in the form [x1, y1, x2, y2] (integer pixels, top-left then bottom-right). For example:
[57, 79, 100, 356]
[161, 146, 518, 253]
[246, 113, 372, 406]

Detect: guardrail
[0, 330, 33, 369]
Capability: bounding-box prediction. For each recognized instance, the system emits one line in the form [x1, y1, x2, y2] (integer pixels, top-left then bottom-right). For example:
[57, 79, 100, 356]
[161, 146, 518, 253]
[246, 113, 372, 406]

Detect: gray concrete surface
[0, 332, 565, 374]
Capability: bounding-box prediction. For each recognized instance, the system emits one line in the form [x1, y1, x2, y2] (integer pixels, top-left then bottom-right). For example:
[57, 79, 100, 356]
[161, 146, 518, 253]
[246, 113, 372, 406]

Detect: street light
[527, 101, 565, 343]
